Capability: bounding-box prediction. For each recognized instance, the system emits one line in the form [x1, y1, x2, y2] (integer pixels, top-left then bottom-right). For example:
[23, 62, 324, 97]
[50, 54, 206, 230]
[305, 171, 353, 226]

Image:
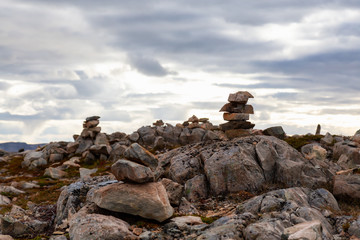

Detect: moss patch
[285, 135, 323, 151]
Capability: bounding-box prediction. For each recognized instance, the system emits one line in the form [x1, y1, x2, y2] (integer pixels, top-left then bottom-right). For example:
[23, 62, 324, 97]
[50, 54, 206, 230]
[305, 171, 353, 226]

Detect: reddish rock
[223, 113, 249, 121]
[228, 91, 254, 103]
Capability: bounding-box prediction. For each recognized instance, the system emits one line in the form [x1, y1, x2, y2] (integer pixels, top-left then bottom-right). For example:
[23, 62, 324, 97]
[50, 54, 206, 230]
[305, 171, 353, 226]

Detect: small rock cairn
[219, 91, 255, 137]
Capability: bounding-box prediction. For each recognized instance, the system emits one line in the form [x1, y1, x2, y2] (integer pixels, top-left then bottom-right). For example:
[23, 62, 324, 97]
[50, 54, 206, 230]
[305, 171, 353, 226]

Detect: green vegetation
[200, 216, 219, 224]
[285, 135, 323, 151]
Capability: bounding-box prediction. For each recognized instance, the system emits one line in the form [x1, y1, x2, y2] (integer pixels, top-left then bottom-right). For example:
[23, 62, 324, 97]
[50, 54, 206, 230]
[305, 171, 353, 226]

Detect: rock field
[0, 92, 359, 239]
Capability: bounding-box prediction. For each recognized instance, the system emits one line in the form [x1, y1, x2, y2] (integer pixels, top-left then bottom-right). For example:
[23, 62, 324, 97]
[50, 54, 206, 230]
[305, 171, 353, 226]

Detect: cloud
[127, 55, 172, 77]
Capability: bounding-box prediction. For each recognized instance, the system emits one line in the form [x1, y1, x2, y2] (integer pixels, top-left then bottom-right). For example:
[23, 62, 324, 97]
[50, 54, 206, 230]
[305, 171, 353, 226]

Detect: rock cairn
[93, 143, 174, 222]
[219, 91, 255, 138]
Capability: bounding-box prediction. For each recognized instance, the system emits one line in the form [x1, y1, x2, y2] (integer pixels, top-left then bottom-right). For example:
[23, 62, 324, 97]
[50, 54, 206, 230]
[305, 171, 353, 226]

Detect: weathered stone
[321, 132, 334, 145]
[333, 174, 360, 200]
[69, 213, 136, 240]
[111, 159, 154, 183]
[79, 168, 97, 180]
[203, 130, 220, 141]
[85, 116, 100, 122]
[199, 118, 209, 123]
[44, 167, 67, 179]
[22, 151, 45, 168]
[348, 216, 360, 238]
[137, 126, 156, 146]
[263, 126, 286, 140]
[0, 195, 11, 205]
[219, 121, 255, 131]
[154, 136, 165, 149]
[198, 213, 256, 240]
[92, 182, 173, 222]
[160, 178, 184, 206]
[220, 103, 254, 113]
[169, 154, 201, 184]
[156, 125, 181, 146]
[80, 127, 101, 139]
[0, 235, 14, 240]
[108, 132, 127, 143]
[184, 174, 208, 202]
[0, 186, 25, 195]
[333, 142, 360, 167]
[301, 143, 327, 160]
[244, 220, 284, 239]
[178, 197, 199, 215]
[223, 113, 249, 121]
[108, 143, 127, 162]
[225, 129, 251, 139]
[124, 143, 158, 170]
[188, 115, 199, 123]
[284, 220, 322, 240]
[75, 138, 93, 154]
[153, 120, 164, 126]
[228, 91, 254, 103]
[84, 119, 99, 129]
[189, 128, 206, 143]
[315, 124, 321, 135]
[203, 141, 265, 194]
[49, 153, 63, 163]
[129, 132, 140, 142]
[66, 142, 79, 153]
[89, 144, 111, 155]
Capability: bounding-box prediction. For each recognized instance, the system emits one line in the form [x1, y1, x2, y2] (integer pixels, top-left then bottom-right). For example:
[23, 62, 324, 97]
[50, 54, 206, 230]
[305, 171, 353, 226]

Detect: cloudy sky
[1, 0, 360, 143]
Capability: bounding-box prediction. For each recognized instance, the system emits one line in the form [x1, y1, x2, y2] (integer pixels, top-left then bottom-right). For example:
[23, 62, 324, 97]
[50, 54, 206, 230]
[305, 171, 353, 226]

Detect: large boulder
[160, 178, 184, 206]
[92, 182, 173, 222]
[111, 159, 154, 183]
[169, 153, 202, 184]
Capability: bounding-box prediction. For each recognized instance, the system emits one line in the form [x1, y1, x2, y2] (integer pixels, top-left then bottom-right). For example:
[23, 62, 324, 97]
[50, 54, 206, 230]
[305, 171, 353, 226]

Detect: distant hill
[0, 142, 46, 152]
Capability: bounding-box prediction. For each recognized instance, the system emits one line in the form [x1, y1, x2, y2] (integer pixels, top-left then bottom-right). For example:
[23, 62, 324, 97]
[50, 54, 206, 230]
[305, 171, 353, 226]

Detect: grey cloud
[151, 105, 190, 121]
[128, 55, 172, 77]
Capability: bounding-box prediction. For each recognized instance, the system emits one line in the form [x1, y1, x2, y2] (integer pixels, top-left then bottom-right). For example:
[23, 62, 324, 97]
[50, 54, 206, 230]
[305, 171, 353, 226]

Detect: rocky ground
[0, 116, 359, 240]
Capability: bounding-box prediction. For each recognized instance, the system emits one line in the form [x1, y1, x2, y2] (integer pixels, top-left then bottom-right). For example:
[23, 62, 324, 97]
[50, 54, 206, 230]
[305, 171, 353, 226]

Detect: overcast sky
[1, 0, 360, 143]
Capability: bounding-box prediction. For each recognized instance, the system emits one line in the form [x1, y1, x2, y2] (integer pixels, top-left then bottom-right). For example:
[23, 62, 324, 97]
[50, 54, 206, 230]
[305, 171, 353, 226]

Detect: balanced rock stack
[92, 143, 174, 222]
[219, 91, 255, 138]
[67, 116, 111, 163]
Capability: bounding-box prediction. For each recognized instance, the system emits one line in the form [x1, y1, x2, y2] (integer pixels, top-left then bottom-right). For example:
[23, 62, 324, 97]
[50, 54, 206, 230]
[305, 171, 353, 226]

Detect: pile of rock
[219, 91, 255, 138]
[67, 116, 111, 164]
[92, 143, 174, 222]
[182, 115, 212, 130]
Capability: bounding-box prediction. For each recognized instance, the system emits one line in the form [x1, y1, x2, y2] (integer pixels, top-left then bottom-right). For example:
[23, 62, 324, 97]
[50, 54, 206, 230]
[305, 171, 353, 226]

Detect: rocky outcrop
[158, 135, 332, 196]
[111, 159, 154, 183]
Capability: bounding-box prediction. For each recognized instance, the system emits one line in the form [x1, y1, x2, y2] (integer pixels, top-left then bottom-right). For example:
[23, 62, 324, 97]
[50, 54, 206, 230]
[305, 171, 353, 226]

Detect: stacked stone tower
[219, 91, 255, 138]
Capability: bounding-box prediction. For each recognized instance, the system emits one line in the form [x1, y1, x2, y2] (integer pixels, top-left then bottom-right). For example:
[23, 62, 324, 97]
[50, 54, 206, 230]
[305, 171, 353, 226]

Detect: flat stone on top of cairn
[219, 91, 255, 138]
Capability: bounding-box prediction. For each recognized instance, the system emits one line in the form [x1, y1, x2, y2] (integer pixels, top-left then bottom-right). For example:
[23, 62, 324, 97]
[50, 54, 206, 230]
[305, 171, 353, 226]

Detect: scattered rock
[184, 174, 208, 202]
[333, 173, 360, 200]
[79, 168, 97, 180]
[321, 132, 334, 145]
[44, 167, 67, 179]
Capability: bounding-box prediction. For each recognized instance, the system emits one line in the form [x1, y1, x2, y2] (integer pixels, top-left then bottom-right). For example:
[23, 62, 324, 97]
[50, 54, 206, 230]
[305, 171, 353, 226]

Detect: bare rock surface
[92, 182, 173, 222]
[159, 135, 331, 196]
